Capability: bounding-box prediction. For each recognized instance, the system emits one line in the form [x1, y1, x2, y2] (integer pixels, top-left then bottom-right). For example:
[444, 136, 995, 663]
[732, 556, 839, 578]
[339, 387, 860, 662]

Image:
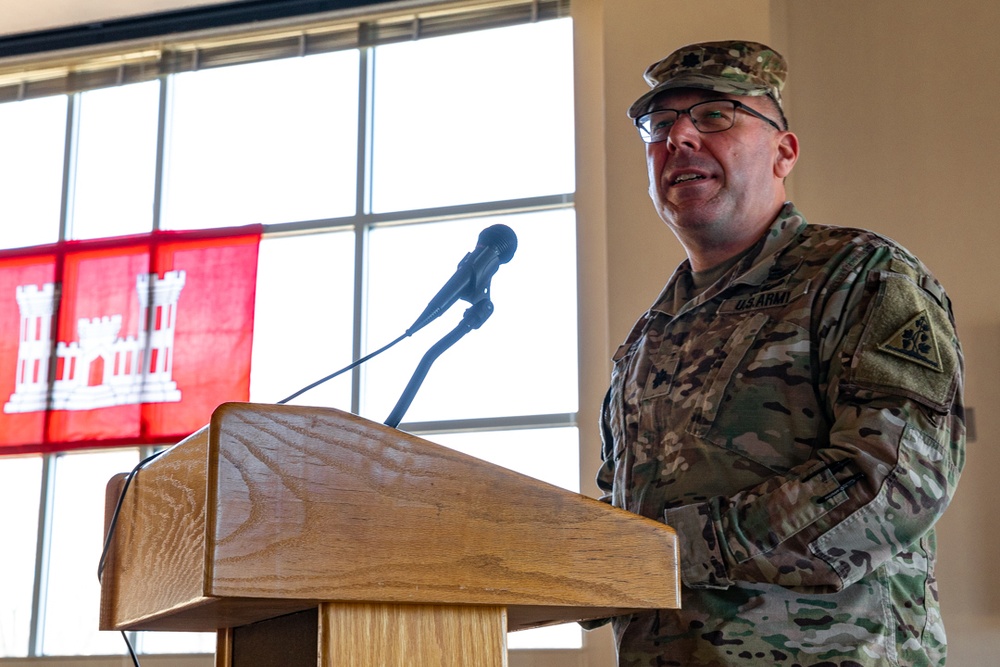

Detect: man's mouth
[671, 173, 706, 185]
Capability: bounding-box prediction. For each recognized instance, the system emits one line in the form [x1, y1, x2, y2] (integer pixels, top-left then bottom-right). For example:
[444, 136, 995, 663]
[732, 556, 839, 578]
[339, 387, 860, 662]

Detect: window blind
[0, 0, 569, 104]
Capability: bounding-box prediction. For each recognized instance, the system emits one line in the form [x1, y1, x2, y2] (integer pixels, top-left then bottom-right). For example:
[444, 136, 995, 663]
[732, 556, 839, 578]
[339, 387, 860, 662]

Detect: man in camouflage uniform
[593, 40, 965, 666]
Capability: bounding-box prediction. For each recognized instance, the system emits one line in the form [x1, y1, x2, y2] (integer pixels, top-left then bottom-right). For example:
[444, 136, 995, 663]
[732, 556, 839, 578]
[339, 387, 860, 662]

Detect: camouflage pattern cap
[627, 40, 787, 119]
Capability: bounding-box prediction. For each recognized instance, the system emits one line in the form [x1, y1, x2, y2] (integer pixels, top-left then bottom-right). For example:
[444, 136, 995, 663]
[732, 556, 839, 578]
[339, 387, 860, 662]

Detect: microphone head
[478, 224, 518, 264]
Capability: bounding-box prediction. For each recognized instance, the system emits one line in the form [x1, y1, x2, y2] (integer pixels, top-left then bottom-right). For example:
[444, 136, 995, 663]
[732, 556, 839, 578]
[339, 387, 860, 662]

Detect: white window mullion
[57, 93, 79, 243]
[351, 45, 375, 416]
[28, 454, 56, 657]
[151, 76, 170, 233]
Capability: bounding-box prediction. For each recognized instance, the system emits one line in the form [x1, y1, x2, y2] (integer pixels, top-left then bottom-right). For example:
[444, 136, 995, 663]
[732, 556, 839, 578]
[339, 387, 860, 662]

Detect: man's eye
[653, 118, 674, 130]
[703, 110, 724, 119]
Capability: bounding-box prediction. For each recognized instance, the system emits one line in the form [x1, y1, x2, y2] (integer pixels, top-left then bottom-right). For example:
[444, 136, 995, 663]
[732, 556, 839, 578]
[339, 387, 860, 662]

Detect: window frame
[0, 3, 583, 661]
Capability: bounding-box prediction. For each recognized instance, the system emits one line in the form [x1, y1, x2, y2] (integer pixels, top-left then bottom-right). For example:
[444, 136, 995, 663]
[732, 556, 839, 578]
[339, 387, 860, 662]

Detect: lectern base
[217, 603, 508, 667]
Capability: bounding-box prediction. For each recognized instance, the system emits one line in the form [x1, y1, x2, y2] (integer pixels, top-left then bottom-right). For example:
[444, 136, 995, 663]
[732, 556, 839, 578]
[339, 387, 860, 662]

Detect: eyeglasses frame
[634, 99, 782, 144]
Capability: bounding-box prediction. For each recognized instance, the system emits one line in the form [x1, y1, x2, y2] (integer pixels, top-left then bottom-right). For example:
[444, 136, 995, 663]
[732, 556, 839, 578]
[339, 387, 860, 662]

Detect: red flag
[0, 226, 261, 455]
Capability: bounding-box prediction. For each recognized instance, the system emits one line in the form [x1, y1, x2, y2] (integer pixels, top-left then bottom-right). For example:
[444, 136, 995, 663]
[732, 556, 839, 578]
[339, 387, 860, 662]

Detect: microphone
[406, 224, 517, 336]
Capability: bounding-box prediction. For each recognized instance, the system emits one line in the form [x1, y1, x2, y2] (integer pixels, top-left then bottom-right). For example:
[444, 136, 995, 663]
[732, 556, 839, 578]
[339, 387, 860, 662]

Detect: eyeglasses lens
[637, 101, 738, 143]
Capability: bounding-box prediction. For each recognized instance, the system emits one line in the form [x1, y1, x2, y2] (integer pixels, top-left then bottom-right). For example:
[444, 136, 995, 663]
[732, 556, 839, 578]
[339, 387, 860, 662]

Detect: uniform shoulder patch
[848, 271, 958, 412]
[878, 309, 943, 372]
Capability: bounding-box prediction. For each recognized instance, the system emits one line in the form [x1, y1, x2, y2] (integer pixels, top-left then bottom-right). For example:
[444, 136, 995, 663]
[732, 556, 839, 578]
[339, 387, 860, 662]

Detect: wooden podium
[99, 402, 679, 666]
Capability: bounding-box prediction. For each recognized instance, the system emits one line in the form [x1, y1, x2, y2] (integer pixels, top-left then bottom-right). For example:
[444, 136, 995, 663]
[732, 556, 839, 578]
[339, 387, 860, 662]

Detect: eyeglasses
[634, 99, 781, 144]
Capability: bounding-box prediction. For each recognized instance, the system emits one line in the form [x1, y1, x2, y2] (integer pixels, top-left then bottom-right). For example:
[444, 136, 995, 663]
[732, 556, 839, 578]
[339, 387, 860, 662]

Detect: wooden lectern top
[100, 402, 679, 633]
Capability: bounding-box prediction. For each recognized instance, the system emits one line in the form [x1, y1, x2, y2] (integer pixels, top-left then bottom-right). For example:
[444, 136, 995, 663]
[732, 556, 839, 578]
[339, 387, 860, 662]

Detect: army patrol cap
[627, 40, 787, 119]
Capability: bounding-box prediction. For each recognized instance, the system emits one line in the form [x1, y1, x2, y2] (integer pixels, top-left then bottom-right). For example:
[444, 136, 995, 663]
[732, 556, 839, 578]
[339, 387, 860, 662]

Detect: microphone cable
[96, 331, 412, 666]
[97, 222, 515, 661]
[96, 447, 167, 667]
[275, 331, 408, 405]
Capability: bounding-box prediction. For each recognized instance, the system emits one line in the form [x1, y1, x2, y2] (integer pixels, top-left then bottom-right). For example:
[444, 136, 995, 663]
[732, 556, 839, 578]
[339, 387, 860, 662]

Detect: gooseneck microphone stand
[384, 298, 494, 429]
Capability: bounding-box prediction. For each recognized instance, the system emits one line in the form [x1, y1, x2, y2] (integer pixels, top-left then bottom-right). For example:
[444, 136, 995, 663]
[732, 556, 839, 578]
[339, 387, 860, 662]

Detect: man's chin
[662, 205, 725, 232]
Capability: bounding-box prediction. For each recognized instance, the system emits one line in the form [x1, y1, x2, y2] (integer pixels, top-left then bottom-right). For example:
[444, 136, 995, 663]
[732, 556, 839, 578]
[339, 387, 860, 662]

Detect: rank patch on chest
[878, 309, 943, 372]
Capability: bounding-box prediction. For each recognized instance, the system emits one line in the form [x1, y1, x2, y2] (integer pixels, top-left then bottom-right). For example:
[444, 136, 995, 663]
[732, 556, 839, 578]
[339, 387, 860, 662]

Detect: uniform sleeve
[662, 250, 966, 592]
[595, 387, 616, 504]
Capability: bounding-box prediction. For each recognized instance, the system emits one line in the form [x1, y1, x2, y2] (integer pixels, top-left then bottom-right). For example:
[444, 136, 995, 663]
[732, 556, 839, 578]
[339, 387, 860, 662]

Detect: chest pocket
[686, 312, 769, 439]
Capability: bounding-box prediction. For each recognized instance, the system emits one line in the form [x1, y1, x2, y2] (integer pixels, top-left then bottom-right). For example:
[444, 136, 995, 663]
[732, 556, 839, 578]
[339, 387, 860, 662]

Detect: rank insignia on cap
[878, 310, 943, 372]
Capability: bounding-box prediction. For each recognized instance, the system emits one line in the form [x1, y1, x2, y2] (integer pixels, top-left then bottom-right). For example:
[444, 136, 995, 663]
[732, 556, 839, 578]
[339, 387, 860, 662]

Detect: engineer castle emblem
[4, 271, 186, 413]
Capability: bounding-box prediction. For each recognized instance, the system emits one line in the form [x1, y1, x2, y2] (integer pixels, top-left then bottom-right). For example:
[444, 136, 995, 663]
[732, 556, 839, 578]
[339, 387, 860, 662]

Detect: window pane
[41, 448, 139, 656]
[70, 81, 160, 240]
[429, 427, 582, 649]
[0, 455, 42, 657]
[135, 630, 215, 654]
[1, 11, 580, 659]
[371, 19, 575, 212]
[428, 427, 579, 492]
[363, 209, 578, 423]
[0, 96, 67, 249]
[250, 230, 356, 408]
[509, 622, 583, 650]
[161, 51, 360, 230]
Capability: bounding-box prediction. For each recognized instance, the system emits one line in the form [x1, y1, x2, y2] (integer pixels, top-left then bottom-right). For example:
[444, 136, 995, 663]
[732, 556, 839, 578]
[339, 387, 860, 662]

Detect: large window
[0, 4, 577, 660]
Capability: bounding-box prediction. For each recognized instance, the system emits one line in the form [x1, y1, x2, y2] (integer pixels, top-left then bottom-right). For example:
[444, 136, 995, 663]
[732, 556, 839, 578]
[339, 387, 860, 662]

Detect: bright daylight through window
[0, 9, 578, 659]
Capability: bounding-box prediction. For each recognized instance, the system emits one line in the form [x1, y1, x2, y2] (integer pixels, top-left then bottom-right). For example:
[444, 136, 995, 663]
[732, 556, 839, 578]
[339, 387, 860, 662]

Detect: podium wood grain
[319, 603, 506, 666]
[100, 402, 679, 664]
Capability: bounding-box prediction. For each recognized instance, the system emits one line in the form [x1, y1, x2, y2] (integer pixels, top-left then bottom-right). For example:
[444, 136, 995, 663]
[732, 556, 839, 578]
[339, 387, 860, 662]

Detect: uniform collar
[649, 202, 807, 318]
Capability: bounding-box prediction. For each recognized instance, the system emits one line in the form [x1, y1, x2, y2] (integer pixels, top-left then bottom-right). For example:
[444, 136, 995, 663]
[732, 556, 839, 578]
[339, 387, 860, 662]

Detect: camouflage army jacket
[597, 203, 965, 667]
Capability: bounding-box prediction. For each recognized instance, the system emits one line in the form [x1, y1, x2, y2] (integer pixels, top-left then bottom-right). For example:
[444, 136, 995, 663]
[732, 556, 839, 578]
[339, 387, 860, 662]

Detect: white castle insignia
[5, 271, 186, 413]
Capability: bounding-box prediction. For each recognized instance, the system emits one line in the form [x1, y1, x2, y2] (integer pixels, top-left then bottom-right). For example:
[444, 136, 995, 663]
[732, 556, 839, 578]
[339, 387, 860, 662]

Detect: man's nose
[666, 113, 702, 151]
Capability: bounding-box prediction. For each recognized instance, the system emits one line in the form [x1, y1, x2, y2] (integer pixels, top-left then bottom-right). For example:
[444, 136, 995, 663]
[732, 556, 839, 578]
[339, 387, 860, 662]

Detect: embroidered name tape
[719, 280, 810, 314]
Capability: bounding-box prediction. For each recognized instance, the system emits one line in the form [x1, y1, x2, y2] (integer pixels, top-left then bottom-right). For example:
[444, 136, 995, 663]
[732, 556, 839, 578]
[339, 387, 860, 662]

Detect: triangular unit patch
[878, 309, 943, 372]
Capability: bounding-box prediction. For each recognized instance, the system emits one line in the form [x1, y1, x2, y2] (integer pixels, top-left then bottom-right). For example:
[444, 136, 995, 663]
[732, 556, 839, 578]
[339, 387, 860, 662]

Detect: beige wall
[575, 0, 1000, 665]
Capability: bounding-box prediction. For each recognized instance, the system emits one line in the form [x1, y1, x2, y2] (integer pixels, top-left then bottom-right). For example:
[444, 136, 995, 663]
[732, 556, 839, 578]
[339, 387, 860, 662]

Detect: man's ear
[774, 131, 799, 179]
